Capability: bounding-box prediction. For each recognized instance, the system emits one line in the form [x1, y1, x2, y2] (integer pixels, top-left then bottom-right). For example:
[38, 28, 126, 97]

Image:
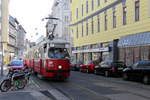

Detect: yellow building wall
[70, 0, 150, 47]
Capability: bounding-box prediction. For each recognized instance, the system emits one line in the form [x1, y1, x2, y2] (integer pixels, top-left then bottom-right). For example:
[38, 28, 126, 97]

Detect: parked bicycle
[0, 69, 31, 92]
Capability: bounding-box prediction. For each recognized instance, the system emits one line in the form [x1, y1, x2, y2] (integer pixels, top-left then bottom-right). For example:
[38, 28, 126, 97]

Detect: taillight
[111, 66, 116, 71]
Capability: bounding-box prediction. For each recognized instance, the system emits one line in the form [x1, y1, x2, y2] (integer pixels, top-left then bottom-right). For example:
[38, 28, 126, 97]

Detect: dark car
[94, 61, 126, 77]
[70, 61, 82, 71]
[8, 60, 25, 71]
[122, 60, 150, 84]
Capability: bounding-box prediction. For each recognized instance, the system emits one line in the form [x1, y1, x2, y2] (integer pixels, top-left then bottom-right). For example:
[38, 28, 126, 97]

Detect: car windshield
[48, 48, 70, 59]
[71, 61, 76, 64]
[138, 61, 150, 67]
[10, 61, 23, 66]
[84, 61, 92, 64]
[112, 61, 125, 67]
[132, 61, 150, 68]
[100, 61, 111, 67]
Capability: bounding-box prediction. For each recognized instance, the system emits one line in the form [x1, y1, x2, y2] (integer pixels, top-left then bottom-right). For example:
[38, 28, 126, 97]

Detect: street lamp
[42, 17, 60, 40]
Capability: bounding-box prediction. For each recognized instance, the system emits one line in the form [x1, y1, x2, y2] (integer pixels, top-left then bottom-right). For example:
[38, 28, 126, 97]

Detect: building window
[91, 17, 94, 34]
[135, 0, 140, 21]
[76, 26, 78, 38]
[104, 11, 107, 31]
[86, 1, 88, 14]
[112, 7, 116, 28]
[86, 21, 88, 35]
[92, 0, 94, 11]
[82, 4, 84, 16]
[97, 15, 100, 32]
[76, 8, 78, 19]
[97, 0, 100, 6]
[82, 23, 84, 37]
[123, 5, 127, 25]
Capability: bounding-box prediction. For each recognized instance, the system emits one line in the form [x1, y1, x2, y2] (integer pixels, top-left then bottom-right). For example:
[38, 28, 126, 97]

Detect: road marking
[30, 79, 41, 89]
[106, 93, 149, 100]
[48, 89, 70, 100]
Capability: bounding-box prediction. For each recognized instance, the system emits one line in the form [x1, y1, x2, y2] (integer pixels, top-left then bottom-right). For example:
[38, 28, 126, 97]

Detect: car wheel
[123, 73, 129, 80]
[143, 75, 150, 84]
[104, 71, 109, 77]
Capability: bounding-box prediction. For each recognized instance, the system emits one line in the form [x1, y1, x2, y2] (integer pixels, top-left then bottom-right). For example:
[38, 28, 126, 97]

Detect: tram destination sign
[49, 43, 65, 48]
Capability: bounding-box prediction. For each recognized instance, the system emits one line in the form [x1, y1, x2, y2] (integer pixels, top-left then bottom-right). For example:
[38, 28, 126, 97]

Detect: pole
[1, 42, 4, 76]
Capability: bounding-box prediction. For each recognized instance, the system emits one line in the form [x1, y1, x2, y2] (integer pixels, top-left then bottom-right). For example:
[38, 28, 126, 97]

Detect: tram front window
[48, 48, 69, 59]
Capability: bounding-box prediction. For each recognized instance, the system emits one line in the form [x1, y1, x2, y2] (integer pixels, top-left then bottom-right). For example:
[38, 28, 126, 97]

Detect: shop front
[118, 32, 150, 66]
[72, 44, 111, 64]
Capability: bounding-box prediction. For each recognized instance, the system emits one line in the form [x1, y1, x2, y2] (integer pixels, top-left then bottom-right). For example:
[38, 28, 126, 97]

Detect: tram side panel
[24, 59, 30, 68]
[33, 59, 42, 74]
[29, 59, 34, 70]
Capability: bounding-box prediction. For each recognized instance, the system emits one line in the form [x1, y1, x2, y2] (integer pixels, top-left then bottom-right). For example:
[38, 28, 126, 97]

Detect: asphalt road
[32, 71, 150, 100]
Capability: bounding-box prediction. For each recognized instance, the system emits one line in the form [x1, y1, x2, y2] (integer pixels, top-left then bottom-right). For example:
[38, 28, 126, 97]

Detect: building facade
[17, 25, 26, 59]
[70, 0, 150, 65]
[8, 15, 18, 60]
[50, 0, 71, 40]
[8, 16, 27, 61]
[46, 0, 73, 54]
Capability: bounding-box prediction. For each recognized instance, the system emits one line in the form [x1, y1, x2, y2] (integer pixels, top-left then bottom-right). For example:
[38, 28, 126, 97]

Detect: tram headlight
[58, 65, 62, 69]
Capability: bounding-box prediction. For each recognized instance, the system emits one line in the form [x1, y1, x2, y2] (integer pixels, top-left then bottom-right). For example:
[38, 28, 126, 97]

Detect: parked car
[122, 60, 150, 84]
[80, 61, 96, 73]
[8, 60, 26, 71]
[94, 61, 126, 77]
[70, 61, 82, 71]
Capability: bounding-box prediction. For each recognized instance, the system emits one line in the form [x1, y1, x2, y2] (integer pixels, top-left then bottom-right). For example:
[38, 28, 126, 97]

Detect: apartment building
[70, 0, 150, 65]
[46, 0, 73, 55]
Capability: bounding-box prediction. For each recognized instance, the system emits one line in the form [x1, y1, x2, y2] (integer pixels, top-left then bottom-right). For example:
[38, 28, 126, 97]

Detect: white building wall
[51, 0, 71, 41]
[51, 0, 63, 38]
[47, 0, 73, 55]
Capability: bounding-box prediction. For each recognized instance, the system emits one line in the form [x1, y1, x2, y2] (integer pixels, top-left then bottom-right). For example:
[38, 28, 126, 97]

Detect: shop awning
[118, 32, 150, 47]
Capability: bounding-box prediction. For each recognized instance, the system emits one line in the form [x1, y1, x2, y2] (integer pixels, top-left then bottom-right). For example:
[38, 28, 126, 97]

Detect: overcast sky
[9, 0, 54, 41]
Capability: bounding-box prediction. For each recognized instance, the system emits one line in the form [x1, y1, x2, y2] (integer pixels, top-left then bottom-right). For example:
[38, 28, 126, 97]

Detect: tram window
[48, 48, 70, 59]
[48, 48, 55, 58]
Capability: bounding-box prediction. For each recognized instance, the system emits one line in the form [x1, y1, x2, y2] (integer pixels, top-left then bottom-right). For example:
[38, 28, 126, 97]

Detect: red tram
[24, 38, 70, 80]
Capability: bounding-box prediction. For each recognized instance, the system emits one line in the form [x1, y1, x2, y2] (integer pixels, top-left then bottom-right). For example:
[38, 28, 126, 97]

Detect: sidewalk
[0, 66, 54, 100]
